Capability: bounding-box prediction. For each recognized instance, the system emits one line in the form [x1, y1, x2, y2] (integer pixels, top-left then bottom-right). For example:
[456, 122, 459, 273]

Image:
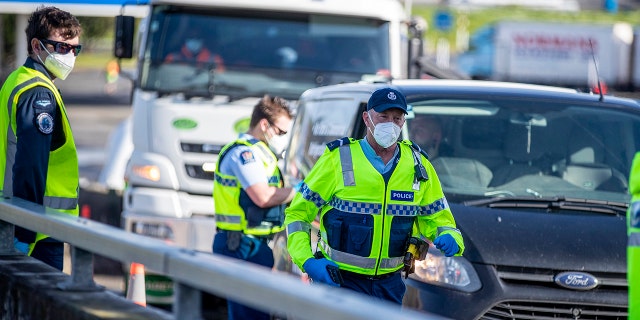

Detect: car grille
[497, 266, 627, 290]
[481, 301, 627, 319]
[479, 266, 628, 319]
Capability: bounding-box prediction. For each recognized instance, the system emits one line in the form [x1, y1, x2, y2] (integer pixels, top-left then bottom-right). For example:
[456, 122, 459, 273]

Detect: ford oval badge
[554, 272, 599, 290]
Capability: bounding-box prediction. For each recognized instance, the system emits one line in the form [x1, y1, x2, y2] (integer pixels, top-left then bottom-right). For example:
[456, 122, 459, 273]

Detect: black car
[272, 79, 635, 319]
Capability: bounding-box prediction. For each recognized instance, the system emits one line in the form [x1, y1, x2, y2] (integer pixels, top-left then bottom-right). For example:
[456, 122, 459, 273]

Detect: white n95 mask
[368, 112, 401, 148]
[39, 41, 76, 80]
[267, 134, 289, 156]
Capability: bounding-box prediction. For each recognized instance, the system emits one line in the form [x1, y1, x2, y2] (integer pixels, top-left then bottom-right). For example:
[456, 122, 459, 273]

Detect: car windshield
[140, 6, 391, 100]
[406, 97, 638, 204]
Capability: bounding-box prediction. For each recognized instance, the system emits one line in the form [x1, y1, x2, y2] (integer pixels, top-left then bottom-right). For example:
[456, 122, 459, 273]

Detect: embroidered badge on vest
[36, 113, 54, 134]
[391, 190, 414, 202]
[35, 99, 52, 108]
[240, 150, 255, 165]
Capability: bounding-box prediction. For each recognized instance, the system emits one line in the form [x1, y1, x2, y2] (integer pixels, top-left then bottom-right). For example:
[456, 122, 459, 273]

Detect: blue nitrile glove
[303, 258, 340, 287]
[434, 234, 459, 257]
[13, 238, 29, 254]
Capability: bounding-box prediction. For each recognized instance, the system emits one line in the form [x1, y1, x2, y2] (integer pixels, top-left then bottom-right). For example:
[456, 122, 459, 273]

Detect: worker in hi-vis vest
[0, 6, 82, 271]
[285, 87, 465, 303]
[627, 152, 640, 319]
[212, 95, 295, 319]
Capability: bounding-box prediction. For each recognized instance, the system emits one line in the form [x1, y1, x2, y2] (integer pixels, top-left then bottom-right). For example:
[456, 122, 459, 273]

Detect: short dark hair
[249, 95, 292, 129]
[26, 6, 82, 55]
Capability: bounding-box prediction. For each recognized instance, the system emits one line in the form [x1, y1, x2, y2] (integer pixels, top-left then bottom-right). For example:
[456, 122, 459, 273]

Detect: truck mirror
[114, 15, 135, 59]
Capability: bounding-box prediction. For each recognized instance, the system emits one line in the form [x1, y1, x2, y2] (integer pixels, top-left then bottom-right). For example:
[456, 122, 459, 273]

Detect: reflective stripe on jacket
[285, 138, 464, 276]
[213, 138, 285, 236]
[0, 65, 79, 253]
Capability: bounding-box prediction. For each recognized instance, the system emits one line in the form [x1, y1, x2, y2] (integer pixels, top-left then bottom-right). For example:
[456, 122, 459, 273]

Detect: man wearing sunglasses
[0, 6, 82, 271]
[212, 95, 295, 319]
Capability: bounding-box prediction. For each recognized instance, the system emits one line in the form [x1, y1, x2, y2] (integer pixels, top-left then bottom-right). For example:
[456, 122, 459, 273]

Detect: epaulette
[326, 137, 353, 151]
[403, 140, 430, 160]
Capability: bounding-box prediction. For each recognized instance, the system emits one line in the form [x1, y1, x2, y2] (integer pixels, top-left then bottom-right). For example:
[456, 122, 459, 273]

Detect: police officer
[0, 6, 82, 271]
[285, 87, 465, 303]
[628, 152, 640, 319]
[212, 95, 295, 319]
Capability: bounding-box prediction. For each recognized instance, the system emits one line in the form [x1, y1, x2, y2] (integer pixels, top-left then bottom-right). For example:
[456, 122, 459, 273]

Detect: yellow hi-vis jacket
[0, 66, 79, 255]
[627, 152, 640, 320]
[213, 138, 285, 236]
[285, 137, 464, 276]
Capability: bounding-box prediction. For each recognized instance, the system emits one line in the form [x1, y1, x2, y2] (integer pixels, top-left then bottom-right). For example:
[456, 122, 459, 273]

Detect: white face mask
[39, 41, 75, 80]
[267, 133, 289, 156]
[367, 112, 401, 148]
[264, 121, 290, 156]
[185, 39, 203, 53]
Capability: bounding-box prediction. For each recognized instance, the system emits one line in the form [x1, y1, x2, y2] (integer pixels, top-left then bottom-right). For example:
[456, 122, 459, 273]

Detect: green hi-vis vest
[285, 138, 464, 276]
[213, 138, 285, 236]
[0, 66, 79, 254]
[627, 152, 640, 320]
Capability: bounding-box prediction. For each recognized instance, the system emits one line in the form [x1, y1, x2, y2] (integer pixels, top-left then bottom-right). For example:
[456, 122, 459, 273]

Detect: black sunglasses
[40, 39, 82, 56]
[268, 121, 287, 136]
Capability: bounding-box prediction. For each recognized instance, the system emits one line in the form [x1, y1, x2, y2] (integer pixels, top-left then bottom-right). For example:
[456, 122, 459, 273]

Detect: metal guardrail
[0, 196, 446, 320]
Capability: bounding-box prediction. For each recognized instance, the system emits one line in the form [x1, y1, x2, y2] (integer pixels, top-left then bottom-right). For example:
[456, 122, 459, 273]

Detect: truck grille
[185, 164, 214, 180]
[181, 142, 223, 154]
[481, 301, 627, 319]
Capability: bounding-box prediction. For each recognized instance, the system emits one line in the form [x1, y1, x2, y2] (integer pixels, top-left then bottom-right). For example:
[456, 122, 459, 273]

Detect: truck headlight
[131, 164, 161, 182]
[410, 246, 481, 293]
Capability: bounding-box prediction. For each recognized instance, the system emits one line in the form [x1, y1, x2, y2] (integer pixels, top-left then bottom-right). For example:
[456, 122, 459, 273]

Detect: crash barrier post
[0, 197, 447, 320]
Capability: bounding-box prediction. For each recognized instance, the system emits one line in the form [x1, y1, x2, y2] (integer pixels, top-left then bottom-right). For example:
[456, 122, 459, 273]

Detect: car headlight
[410, 246, 481, 293]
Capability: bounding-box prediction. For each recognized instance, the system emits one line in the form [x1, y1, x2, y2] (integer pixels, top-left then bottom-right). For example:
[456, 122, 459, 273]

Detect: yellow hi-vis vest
[285, 137, 464, 276]
[213, 138, 285, 236]
[627, 152, 640, 320]
[0, 66, 79, 254]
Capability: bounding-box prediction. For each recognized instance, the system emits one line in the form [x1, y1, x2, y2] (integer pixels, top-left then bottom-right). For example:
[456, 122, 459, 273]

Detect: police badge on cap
[36, 113, 54, 134]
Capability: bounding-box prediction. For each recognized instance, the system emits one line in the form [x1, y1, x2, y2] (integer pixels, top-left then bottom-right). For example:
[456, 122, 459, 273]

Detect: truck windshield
[140, 6, 391, 100]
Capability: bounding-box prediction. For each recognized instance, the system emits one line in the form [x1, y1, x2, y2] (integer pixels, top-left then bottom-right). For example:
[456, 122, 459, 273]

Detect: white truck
[107, 0, 434, 304]
[456, 20, 635, 90]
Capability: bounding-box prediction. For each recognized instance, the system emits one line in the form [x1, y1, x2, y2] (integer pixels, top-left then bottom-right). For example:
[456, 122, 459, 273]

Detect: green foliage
[413, 5, 640, 54]
[1, 14, 115, 63]
[77, 16, 114, 40]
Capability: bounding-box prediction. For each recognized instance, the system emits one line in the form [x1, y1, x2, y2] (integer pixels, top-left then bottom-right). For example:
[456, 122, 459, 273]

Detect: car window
[407, 97, 638, 203]
[284, 97, 364, 185]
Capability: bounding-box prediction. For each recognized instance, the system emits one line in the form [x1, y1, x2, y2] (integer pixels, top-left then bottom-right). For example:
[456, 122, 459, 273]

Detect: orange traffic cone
[126, 262, 147, 307]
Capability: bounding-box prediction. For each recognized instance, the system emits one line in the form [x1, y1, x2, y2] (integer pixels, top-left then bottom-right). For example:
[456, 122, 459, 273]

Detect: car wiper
[463, 196, 628, 216]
